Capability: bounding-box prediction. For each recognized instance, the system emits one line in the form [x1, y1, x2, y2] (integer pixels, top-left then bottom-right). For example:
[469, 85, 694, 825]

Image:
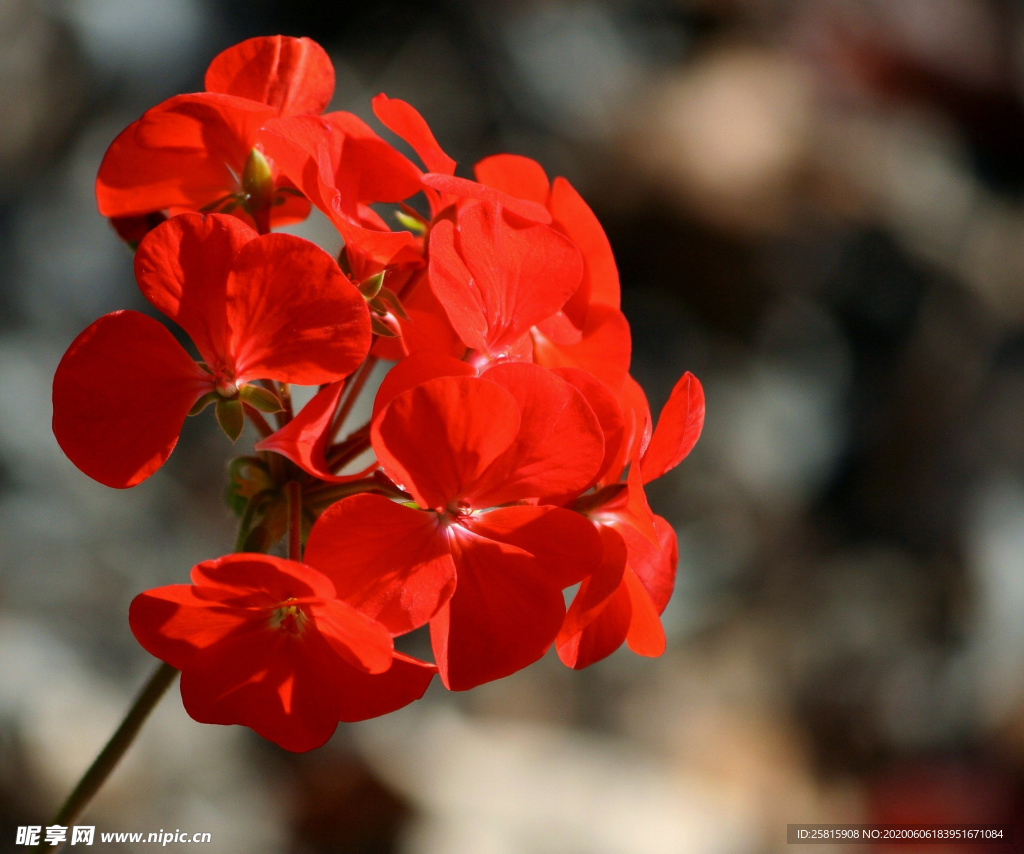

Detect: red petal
[640, 372, 705, 483]
[427, 218, 487, 352]
[430, 202, 582, 357]
[190, 554, 395, 675]
[616, 513, 678, 615]
[623, 567, 666, 657]
[129, 583, 249, 670]
[255, 382, 373, 483]
[376, 272, 464, 361]
[465, 505, 602, 587]
[135, 553, 406, 752]
[96, 93, 276, 219]
[179, 627, 342, 752]
[557, 582, 632, 670]
[371, 376, 520, 510]
[310, 597, 395, 675]
[431, 526, 565, 690]
[304, 494, 457, 635]
[371, 352, 475, 421]
[532, 305, 631, 391]
[549, 176, 620, 318]
[548, 366, 626, 487]
[603, 374, 652, 484]
[556, 526, 630, 669]
[473, 153, 550, 205]
[371, 93, 456, 175]
[468, 363, 603, 507]
[204, 36, 334, 116]
[52, 311, 210, 488]
[323, 111, 424, 206]
[421, 174, 552, 224]
[333, 651, 436, 722]
[134, 213, 255, 367]
[226, 232, 372, 384]
[190, 553, 336, 603]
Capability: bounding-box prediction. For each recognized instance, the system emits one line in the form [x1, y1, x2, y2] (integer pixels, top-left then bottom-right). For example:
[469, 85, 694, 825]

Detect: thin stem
[325, 422, 372, 471]
[41, 663, 178, 848]
[242, 402, 275, 438]
[286, 481, 302, 561]
[329, 357, 377, 443]
[303, 475, 408, 510]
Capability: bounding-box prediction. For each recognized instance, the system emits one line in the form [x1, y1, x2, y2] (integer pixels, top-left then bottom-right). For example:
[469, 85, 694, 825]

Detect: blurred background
[2, 0, 1024, 851]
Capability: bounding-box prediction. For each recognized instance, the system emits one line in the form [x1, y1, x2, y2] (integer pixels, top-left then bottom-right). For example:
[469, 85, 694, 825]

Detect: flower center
[269, 600, 307, 634]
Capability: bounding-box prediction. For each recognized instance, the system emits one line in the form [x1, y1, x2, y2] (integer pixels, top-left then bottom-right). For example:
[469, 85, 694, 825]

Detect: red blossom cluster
[51, 36, 705, 752]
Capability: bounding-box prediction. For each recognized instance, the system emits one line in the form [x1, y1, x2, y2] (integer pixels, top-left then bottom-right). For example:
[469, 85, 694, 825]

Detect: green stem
[39, 663, 179, 849]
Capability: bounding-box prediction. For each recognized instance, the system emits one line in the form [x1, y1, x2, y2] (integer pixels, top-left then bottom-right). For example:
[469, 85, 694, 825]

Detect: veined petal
[96, 93, 276, 220]
[464, 505, 603, 588]
[623, 567, 666, 657]
[421, 174, 552, 224]
[549, 176, 620, 315]
[431, 526, 565, 690]
[371, 376, 520, 511]
[434, 201, 581, 357]
[129, 584, 250, 671]
[532, 304, 631, 391]
[371, 93, 456, 176]
[468, 363, 603, 507]
[134, 213, 256, 367]
[640, 371, 705, 484]
[333, 652, 436, 722]
[204, 36, 335, 116]
[52, 311, 210, 488]
[548, 366, 626, 487]
[255, 382, 374, 483]
[304, 494, 457, 635]
[556, 526, 630, 669]
[371, 352, 475, 422]
[473, 153, 550, 206]
[226, 232, 372, 384]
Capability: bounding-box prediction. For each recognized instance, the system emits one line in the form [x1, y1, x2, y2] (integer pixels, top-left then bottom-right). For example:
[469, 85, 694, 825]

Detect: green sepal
[216, 397, 244, 442]
[238, 383, 283, 413]
[188, 391, 220, 416]
[358, 271, 384, 300]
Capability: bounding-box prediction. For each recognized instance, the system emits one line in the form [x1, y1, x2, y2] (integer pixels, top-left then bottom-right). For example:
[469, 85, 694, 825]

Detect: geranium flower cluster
[52, 36, 705, 752]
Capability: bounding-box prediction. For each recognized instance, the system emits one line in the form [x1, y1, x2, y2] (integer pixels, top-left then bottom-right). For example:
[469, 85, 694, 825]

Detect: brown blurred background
[2, 0, 1024, 851]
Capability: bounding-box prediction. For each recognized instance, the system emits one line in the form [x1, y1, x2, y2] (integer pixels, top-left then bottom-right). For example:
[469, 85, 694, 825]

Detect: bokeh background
[2, 0, 1024, 851]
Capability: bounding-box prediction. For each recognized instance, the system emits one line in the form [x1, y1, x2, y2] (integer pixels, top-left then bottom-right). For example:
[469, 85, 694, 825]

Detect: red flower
[427, 200, 584, 367]
[52, 213, 371, 488]
[558, 371, 706, 668]
[96, 36, 335, 234]
[303, 366, 604, 690]
[130, 553, 436, 752]
[474, 153, 632, 389]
